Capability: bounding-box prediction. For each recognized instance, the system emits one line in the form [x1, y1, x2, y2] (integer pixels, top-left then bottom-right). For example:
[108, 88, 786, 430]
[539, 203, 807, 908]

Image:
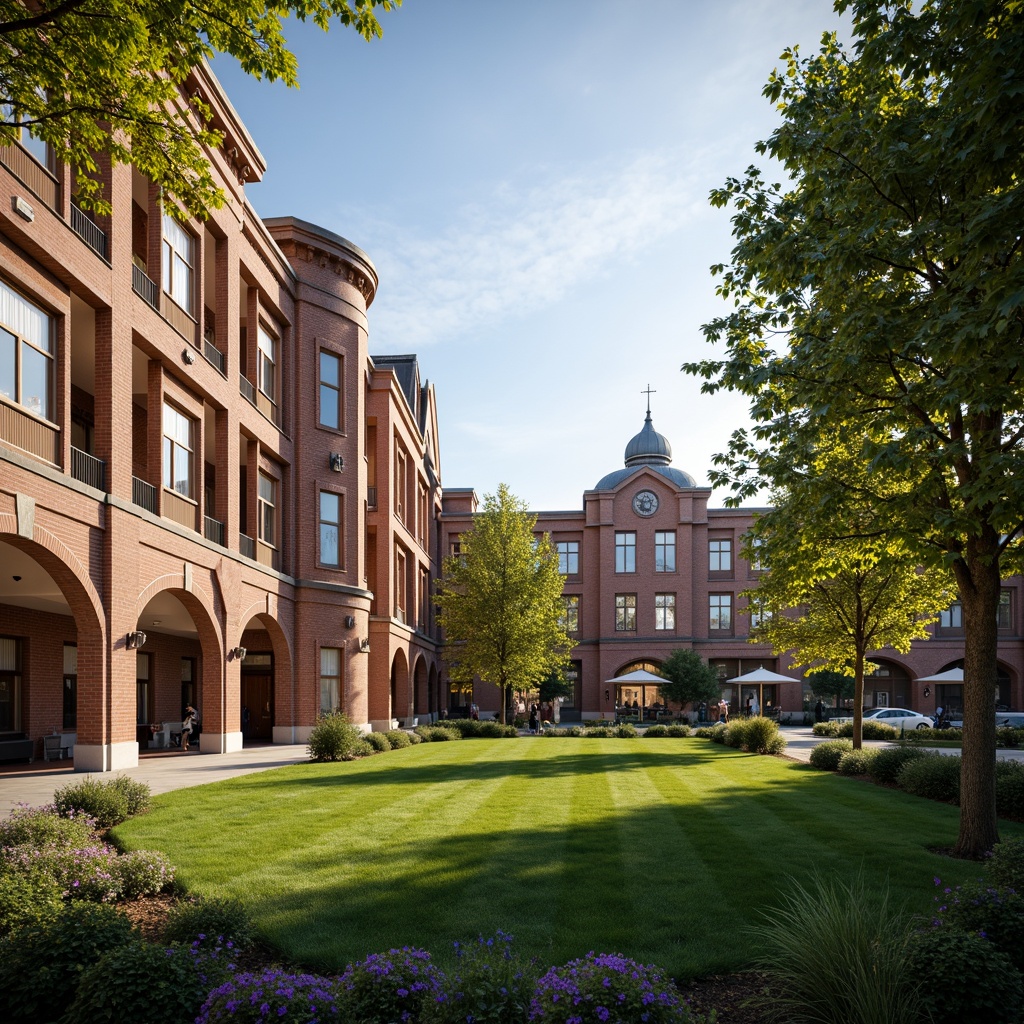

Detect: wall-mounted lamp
[126, 631, 147, 650]
[344, 615, 356, 630]
[923, 686, 931, 698]
[329, 453, 344, 473]
[182, 348, 195, 365]
[231, 646, 247, 661]
[604, 688, 610, 702]
[359, 638, 371, 653]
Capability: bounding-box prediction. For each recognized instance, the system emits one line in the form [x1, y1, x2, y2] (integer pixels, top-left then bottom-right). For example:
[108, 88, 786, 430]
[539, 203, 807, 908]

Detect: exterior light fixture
[359, 638, 371, 653]
[126, 630, 147, 649]
[231, 646, 247, 660]
[329, 453, 344, 473]
[182, 348, 195, 365]
[344, 615, 356, 629]
[923, 686, 931, 698]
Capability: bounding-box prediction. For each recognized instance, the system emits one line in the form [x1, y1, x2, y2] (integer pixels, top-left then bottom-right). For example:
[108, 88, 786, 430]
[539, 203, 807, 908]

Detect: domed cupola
[624, 409, 672, 467]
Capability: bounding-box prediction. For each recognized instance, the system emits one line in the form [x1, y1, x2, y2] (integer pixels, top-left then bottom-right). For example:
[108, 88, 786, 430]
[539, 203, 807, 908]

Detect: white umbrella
[915, 668, 964, 683]
[726, 666, 797, 717]
[605, 669, 665, 718]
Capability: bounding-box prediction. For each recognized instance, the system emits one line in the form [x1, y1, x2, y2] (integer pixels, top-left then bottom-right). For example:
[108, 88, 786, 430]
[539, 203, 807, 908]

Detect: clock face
[632, 490, 659, 517]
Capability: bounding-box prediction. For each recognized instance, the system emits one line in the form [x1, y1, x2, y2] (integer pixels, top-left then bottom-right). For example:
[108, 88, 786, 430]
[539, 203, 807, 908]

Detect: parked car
[941, 712, 1023, 729]
[831, 707, 936, 730]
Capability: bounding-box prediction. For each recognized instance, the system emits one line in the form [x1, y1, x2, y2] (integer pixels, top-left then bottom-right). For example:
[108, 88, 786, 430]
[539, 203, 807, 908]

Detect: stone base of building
[199, 731, 243, 754]
[73, 741, 139, 772]
[370, 719, 399, 733]
[272, 725, 315, 745]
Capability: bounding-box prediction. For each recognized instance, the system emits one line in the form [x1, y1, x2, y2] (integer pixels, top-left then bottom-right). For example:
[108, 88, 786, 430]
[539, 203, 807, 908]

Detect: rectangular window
[615, 532, 636, 573]
[395, 547, 407, 621]
[394, 446, 406, 522]
[0, 636, 23, 732]
[62, 642, 78, 729]
[320, 647, 341, 715]
[257, 324, 277, 400]
[615, 593, 637, 631]
[998, 590, 1012, 630]
[319, 490, 341, 567]
[161, 214, 194, 312]
[136, 651, 151, 725]
[318, 350, 341, 429]
[557, 541, 579, 575]
[709, 539, 732, 573]
[655, 593, 675, 631]
[749, 600, 771, 630]
[749, 536, 766, 572]
[560, 595, 580, 632]
[710, 594, 732, 631]
[940, 602, 963, 629]
[258, 471, 276, 546]
[655, 531, 676, 572]
[0, 278, 53, 422]
[162, 403, 193, 497]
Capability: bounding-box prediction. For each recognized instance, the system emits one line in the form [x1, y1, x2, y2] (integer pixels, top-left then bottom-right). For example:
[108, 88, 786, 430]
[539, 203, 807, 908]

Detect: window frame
[709, 538, 733, 574]
[654, 531, 676, 573]
[709, 593, 733, 632]
[320, 647, 342, 715]
[998, 589, 1013, 631]
[257, 323, 277, 402]
[615, 532, 636, 573]
[615, 593, 637, 632]
[939, 601, 963, 631]
[654, 593, 675, 631]
[258, 471, 277, 548]
[161, 213, 194, 313]
[318, 348, 342, 431]
[561, 594, 580, 633]
[557, 540, 580, 575]
[318, 489, 342, 568]
[0, 277, 54, 423]
[161, 402, 194, 499]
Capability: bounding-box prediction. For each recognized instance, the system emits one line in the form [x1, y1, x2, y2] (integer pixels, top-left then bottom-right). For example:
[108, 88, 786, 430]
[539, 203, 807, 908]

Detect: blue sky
[213, 0, 845, 512]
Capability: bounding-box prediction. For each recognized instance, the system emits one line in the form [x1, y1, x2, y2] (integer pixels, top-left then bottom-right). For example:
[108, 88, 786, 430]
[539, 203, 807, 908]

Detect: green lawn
[114, 738, 1014, 979]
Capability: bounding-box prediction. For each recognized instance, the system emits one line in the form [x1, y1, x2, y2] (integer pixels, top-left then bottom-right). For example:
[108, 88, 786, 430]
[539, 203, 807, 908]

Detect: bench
[0, 735, 34, 763]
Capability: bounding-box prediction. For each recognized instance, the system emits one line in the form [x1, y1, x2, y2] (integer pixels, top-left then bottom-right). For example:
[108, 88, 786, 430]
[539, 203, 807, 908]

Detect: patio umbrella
[726, 666, 797, 716]
[915, 668, 964, 683]
[604, 669, 664, 715]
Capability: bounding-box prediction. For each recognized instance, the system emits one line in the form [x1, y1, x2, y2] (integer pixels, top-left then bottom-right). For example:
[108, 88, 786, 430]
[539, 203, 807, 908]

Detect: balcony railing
[239, 375, 256, 405]
[203, 336, 225, 374]
[70, 202, 108, 260]
[132, 476, 157, 513]
[70, 446, 105, 490]
[204, 515, 225, 547]
[132, 263, 159, 310]
[367, 486, 377, 509]
[239, 532, 255, 560]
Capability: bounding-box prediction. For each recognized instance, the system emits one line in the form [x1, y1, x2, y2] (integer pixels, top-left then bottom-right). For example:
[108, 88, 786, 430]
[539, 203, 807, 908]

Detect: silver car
[832, 707, 935, 730]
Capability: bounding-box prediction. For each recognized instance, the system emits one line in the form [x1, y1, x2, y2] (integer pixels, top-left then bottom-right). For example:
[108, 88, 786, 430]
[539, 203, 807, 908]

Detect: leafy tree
[0, 0, 398, 217]
[539, 669, 574, 706]
[806, 670, 854, 709]
[435, 484, 570, 725]
[659, 650, 720, 711]
[685, 0, 1024, 856]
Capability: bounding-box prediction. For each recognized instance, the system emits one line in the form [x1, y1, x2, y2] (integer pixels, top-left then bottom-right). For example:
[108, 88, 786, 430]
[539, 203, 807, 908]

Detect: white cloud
[359, 149, 704, 349]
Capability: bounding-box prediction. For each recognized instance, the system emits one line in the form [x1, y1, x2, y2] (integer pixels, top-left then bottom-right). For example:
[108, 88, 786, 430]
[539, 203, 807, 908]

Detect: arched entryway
[413, 655, 428, 717]
[428, 663, 438, 719]
[935, 659, 1013, 715]
[866, 658, 913, 709]
[238, 612, 291, 745]
[611, 660, 664, 716]
[390, 649, 409, 726]
[0, 533, 106, 768]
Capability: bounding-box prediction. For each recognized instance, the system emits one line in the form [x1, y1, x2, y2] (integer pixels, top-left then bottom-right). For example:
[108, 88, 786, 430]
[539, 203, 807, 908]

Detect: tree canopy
[435, 484, 570, 724]
[684, 0, 1023, 854]
[807, 670, 855, 708]
[0, 0, 398, 217]
[658, 650, 721, 710]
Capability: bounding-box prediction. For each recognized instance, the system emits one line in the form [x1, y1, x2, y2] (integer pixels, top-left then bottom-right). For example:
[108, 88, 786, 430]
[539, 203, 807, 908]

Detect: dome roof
[593, 407, 697, 490]
[624, 410, 672, 466]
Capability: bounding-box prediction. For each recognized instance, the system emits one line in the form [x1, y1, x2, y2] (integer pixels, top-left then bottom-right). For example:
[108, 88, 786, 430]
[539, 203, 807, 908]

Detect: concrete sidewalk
[0, 743, 310, 817]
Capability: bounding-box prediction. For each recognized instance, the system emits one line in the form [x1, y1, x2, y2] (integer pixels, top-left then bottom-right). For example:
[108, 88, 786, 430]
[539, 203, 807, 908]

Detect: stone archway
[238, 612, 293, 745]
[428, 663, 438, 718]
[390, 648, 409, 727]
[413, 655, 428, 717]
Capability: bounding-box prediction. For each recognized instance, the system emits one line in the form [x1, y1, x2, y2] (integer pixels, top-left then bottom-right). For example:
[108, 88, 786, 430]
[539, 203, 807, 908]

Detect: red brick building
[440, 408, 1024, 722]
[0, 65, 444, 769]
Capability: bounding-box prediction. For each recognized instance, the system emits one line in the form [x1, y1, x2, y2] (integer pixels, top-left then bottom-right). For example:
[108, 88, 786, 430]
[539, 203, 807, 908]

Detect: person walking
[719, 698, 729, 724]
[814, 699, 825, 723]
[529, 703, 539, 734]
[181, 705, 196, 751]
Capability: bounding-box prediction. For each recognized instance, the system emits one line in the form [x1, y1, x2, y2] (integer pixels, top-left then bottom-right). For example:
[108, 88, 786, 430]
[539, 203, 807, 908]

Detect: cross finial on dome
[641, 384, 656, 417]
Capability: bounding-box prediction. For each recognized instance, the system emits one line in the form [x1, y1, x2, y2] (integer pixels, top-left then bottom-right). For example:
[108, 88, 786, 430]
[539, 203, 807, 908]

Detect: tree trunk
[852, 648, 864, 751]
[952, 545, 1001, 859]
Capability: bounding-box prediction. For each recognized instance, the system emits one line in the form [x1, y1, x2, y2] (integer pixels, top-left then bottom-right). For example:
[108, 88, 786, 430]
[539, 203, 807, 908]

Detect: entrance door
[241, 651, 274, 741]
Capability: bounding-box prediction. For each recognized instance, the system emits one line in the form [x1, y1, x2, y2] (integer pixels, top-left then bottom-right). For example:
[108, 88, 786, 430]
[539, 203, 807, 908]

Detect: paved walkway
[0, 743, 309, 817]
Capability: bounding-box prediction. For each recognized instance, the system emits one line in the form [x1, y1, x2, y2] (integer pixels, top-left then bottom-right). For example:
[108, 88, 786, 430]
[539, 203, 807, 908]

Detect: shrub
[385, 729, 413, 749]
[545, 725, 583, 737]
[416, 724, 463, 742]
[581, 726, 613, 738]
[530, 952, 699, 1023]
[164, 895, 255, 950]
[905, 927, 1022, 1024]
[5, 837, 123, 901]
[813, 721, 841, 737]
[63, 939, 236, 1024]
[710, 723, 728, 744]
[199, 970, 342, 1023]
[615, 723, 638, 738]
[645, 724, 669, 737]
[837, 749, 877, 776]
[353, 738, 377, 756]
[693, 726, 716, 739]
[0, 803, 96, 849]
[995, 759, 1024, 819]
[0, 901, 137, 1024]
[748, 874, 919, 1024]
[861, 721, 899, 741]
[107, 774, 151, 817]
[407, 731, 423, 744]
[433, 930, 539, 1024]
[0, 871, 61, 935]
[997, 728, 1024, 748]
[307, 711, 364, 761]
[989, 837, 1024, 890]
[897, 752, 961, 803]
[53, 777, 136, 828]
[932, 879, 1024, 971]
[115, 848, 175, 899]
[338, 947, 446, 1023]
[722, 719, 748, 748]
[867, 745, 927, 785]
[740, 717, 787, 755]
[909, 727, 962, 743]
[365, 731, 392, 752]
[665, 724, 690, 737]
[808, 739, 852, 772]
